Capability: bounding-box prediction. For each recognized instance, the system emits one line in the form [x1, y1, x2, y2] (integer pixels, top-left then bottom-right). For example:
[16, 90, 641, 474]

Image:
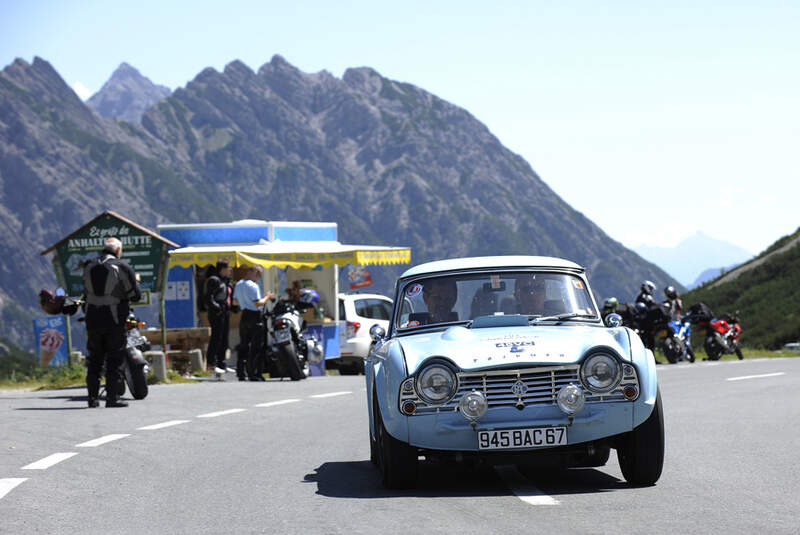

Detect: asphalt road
[2, 358, 799, 534]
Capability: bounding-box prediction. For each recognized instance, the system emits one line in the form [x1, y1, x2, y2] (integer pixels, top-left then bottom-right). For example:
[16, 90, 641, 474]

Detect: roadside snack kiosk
[158, 220, 410, 371]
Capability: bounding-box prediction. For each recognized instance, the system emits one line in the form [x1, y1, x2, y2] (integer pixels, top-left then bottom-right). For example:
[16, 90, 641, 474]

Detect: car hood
[398, 325, 631, 374]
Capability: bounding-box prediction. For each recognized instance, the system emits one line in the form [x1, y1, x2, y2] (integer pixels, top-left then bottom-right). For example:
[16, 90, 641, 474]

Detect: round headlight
[459, 390, 488, 421]
[416, 364, 457, 404]
[580, 352, 622, 393]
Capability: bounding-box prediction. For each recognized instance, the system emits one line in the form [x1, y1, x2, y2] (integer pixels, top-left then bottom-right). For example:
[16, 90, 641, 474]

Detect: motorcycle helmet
[38, 289, 65, 315]
[640, 280, 655, 295]
[634, 301, 649, 315]
[603, 297, 619, 311]
[664, 285, 678, 300]
[297, 288, 320, 307]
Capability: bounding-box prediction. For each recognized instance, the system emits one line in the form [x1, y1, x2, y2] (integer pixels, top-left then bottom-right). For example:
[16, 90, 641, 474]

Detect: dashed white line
[310, 391, 352, 399]
[495, 465, 560, 505]
[197, 408, 247, 418]
[21, 452, 78, 470]
[726, 372, 785, 382]
[0, 478, 28, 499]
[138, 420, 191, 430]
[76, 434, 131, 448]
[254, 399, 301, 408]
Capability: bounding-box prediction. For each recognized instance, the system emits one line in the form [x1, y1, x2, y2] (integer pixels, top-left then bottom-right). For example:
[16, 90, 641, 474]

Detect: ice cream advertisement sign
[33, 316, 68, 367]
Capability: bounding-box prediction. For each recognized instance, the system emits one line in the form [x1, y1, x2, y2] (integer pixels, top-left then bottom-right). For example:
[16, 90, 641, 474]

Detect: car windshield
[396, 271, 598, 330]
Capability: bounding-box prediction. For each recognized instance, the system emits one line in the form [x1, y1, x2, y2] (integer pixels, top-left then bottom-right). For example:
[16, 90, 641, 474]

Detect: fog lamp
[557, 384, 585, 415]
[459, 391, 488, 421]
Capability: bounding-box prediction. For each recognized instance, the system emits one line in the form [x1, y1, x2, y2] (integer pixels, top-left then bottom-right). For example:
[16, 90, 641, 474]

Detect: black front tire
[278, 342, 305, 381]
[735, 344, 744, 360]
[704, 336, 723, 361]
[374, 395, 417, 489]
[617, 389, 665, 486]
[686, 346, 696, 363]
[127, 365, 149, 400]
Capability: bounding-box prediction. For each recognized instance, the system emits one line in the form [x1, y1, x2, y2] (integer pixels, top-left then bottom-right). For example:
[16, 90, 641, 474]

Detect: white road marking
[254, 399, 301, 408]
[726, 372, 785, 382]
[138, 420, 191, 430]
[310, 391, 352, 399]
[0, 478, 28, 500]
[494, 465, 560, 505]
[76, 434, 131, 447]
[21, 452, 78, 470]
[197, 408, 247, 418]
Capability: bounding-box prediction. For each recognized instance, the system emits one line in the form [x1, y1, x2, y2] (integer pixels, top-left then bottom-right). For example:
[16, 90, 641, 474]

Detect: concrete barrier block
[145, 350, 167, 382]
[69, 351, 84, 365]
[188, 348, 204, 372]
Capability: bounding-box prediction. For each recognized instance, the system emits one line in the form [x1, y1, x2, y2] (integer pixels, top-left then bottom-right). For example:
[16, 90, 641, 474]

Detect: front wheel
[277, 341, 306, 381]
[735, 344, 744, 360]
[374, 394, 417, 489]
[685, 345, 696, 363]
[617, 389, 664, 486]
[704, 336, 723, 360]
[125, 364, 149, 400]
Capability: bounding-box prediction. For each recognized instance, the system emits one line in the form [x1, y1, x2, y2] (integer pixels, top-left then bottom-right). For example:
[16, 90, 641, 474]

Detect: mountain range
[634, 231, 753, 289]
[1, 55, 680, 350]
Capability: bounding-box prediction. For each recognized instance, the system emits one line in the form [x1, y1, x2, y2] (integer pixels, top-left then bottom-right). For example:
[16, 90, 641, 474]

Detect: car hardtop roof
[400, 255, 584, 279]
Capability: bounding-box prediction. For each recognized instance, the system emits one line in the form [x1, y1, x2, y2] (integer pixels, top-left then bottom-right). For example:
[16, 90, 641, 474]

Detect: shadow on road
[305, 460, 508, 498]
[516, 465, 627, 495]
[305, 460, 626, 498]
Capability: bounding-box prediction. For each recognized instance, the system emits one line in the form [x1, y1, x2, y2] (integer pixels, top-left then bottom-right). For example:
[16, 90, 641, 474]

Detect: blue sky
[2, 0, 798, 255]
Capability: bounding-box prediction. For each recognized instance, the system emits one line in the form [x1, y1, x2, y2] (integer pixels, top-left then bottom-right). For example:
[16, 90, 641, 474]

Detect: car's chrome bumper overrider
[398, 364, 640, 417]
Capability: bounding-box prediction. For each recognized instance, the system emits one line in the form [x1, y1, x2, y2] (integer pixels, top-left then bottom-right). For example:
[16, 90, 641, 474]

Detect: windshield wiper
[529, 313, 597, 323]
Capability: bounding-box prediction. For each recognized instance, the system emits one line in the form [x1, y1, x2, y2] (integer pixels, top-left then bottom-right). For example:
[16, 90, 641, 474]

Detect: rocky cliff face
[0, 55, 679, 348]
[87, 62, 171, 124]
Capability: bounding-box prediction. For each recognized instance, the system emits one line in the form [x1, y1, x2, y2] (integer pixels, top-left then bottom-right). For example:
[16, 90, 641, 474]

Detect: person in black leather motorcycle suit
[83, 237, 141, 408]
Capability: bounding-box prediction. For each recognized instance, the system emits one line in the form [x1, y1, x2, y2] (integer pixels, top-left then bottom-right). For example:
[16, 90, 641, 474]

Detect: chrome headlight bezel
[415, 362, 458, 405]
[580, 351, 623, 394]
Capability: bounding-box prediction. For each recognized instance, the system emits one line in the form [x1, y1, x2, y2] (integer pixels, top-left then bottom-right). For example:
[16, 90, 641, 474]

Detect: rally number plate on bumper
[477, 427, 567, 450]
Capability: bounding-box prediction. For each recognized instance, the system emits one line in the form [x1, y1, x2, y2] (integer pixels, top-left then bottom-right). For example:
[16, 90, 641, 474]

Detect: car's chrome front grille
[400, 364, 639, 415]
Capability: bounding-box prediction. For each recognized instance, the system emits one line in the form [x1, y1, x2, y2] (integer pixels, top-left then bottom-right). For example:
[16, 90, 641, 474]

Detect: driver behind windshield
[422, 279, 458, 323]
[514, 274, 564, 316]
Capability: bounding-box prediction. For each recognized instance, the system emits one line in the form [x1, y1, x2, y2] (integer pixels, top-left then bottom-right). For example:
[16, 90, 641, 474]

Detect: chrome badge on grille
[511, 380, 528, 397]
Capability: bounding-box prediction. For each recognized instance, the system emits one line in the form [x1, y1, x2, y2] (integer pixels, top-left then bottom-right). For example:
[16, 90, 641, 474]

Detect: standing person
[232, 266, 274, 381]
[82, 237, 141, 408]
[635, 281, 656, 306]
[205, 259, 234, 375]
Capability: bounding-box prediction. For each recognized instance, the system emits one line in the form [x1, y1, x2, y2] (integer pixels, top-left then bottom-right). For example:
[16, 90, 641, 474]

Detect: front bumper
[407, 401, 636, 452]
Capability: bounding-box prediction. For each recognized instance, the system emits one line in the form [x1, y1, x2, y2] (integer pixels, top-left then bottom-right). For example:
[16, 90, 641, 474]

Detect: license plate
[275, 328, 291, 344]
[477, 427, 567, 450]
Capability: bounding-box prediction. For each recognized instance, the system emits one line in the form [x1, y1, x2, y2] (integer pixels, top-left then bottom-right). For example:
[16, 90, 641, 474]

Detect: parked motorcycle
[257, 293, 323, 381]
[702, 313, 743, 360]
[656, 317, 695, 364]
[687, 303, 743, 361]
[120, 311, 150, 399]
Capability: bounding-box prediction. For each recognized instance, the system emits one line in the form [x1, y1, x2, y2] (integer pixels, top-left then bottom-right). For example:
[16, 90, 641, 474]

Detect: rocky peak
[87, 62, 171, 124]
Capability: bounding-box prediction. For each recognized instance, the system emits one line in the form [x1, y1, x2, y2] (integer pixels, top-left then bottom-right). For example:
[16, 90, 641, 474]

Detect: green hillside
[683, 226, 800, 349]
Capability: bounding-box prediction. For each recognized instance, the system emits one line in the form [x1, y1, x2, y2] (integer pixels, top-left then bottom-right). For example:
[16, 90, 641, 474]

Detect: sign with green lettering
[46, 212, 177, 296]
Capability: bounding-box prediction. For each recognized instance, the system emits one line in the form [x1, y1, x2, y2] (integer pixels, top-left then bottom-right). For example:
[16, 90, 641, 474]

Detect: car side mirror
[369, 324, 386, 342]
[605, 313, 622, 328]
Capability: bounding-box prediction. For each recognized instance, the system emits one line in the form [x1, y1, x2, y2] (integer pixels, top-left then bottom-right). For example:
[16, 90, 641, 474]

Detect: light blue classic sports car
[365, 256, 664, 489]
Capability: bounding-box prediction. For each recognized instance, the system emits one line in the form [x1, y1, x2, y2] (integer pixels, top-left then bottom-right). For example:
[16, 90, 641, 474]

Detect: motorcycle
[257, 298, 323, 381]
[656, 317, 695, 364]
[702, 313, 743, 361]
[687, 303, 743, 361]
[120, 311, 150, 399]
